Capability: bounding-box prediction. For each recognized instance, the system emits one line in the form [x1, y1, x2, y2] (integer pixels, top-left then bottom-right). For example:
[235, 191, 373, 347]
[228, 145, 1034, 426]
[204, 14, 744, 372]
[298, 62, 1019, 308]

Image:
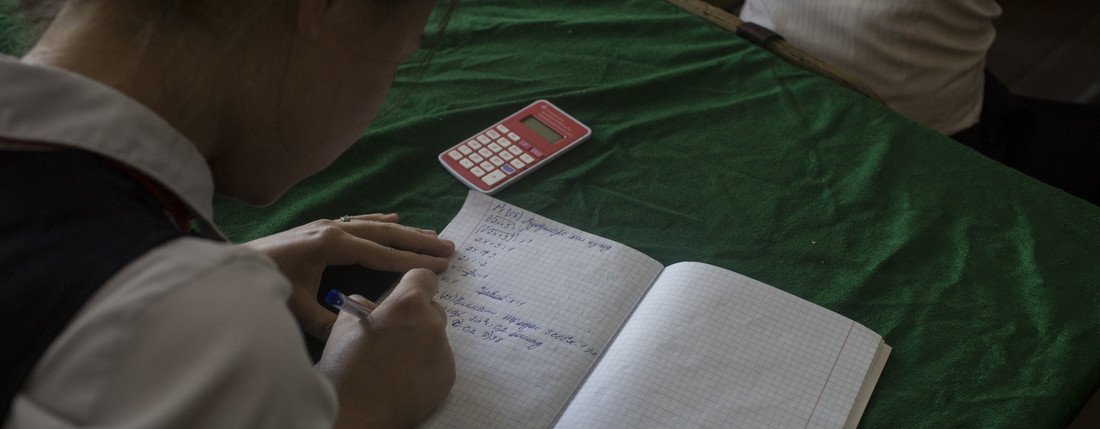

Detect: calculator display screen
[521, 115, 564, 144]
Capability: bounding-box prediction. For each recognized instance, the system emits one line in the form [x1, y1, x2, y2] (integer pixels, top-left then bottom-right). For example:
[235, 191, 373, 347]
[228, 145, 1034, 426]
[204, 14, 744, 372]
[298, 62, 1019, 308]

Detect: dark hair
[8, 0, 460, 67]
[7, 0, 460, 122]
[397, 0, 460, 104]
[420, 0, 461, 68]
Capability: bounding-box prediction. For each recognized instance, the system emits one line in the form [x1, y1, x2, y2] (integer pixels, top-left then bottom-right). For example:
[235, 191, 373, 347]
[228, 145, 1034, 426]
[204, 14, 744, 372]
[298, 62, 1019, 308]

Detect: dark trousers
[952, 73, 1100, 206]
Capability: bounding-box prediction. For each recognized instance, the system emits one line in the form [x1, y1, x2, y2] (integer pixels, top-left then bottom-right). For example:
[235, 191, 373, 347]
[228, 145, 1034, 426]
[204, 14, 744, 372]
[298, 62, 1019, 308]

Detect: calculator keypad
[447, 128, 544, 187]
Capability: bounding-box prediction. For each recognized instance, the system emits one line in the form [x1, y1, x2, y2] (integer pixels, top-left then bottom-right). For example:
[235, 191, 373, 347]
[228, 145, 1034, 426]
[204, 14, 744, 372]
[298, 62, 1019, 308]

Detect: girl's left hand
[242, 214, 455, 340]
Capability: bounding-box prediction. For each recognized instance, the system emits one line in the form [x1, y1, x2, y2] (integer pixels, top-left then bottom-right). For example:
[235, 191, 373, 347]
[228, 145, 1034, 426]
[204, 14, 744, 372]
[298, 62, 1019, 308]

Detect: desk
[8, 0, 1086, 427]
[214, 1, 1098, 427]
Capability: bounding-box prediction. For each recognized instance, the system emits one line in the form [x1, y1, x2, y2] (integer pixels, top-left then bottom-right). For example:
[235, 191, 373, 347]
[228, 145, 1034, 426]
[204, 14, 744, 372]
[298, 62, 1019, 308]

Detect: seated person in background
[739, 0, 1001, 136]
[738, 0, 1099, 205]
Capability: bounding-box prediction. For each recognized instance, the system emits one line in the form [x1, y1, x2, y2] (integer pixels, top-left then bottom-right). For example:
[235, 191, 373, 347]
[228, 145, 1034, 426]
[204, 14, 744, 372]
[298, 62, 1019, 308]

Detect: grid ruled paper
[420, 191, 665, 428]
[556, 262, 885, 429]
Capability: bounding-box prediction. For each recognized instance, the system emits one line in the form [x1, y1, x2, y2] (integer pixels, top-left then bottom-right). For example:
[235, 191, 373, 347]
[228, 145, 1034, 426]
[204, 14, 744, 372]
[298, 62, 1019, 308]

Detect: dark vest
[0, 148, 190, 422]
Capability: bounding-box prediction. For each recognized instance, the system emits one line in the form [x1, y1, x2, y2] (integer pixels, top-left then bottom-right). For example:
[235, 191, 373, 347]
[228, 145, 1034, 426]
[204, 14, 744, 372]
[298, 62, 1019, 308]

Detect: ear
[296, 0, 334, 41]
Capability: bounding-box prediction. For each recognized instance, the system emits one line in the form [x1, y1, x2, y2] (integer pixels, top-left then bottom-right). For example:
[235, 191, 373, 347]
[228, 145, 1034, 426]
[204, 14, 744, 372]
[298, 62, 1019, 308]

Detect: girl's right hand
[318, 268, 456, 429]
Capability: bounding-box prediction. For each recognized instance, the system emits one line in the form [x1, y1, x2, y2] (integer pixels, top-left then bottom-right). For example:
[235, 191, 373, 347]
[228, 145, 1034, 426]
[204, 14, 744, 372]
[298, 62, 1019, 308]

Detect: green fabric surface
[4, 1, 1098, 427]
[0, 1, 32, 57]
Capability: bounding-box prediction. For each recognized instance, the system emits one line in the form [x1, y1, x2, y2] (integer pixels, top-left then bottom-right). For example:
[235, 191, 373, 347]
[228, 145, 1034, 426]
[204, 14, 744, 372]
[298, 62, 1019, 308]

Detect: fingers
[252, 213, 451, 341]
[388, 269, 441, 304]
[317, 218, 455, 273]
[339, 220, 454, 257]
[318, 268, 454, 429]
[346, 294, 379, 311]
[345, 213, 400, 223]
[385, 269, 446, 320]
[328, 235, 450, 273]
[310, 294, 379, 340]
[288, 287, 339, 340]
[393, 268, 440, 297]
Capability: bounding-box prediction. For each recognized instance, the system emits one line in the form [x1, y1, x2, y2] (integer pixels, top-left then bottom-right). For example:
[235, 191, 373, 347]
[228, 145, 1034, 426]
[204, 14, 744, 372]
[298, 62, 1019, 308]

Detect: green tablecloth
[4, 1, 1098, 427]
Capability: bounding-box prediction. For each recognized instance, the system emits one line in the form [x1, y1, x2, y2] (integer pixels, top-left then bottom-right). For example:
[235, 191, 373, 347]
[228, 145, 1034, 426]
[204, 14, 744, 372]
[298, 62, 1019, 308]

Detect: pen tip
[325, 289, 343, 307]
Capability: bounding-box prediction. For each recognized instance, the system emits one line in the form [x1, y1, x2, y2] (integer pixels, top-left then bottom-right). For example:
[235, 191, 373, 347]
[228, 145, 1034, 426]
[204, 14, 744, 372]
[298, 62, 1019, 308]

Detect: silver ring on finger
[339, 215, 351, 222]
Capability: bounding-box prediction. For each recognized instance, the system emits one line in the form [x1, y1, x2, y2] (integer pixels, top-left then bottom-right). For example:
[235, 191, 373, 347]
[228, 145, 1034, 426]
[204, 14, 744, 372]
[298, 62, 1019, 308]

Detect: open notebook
[423, 191, 890, 428]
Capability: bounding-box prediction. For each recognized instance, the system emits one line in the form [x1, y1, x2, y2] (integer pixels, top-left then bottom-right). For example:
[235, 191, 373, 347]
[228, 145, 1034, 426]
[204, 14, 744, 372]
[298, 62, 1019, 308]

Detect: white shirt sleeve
[6, 239, 338, 429]
[739, 0, 1002, 134]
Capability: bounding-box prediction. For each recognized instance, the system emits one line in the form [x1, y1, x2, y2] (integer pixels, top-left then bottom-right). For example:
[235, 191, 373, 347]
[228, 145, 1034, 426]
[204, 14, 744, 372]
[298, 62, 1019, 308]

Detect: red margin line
[804, 320, 856, 429]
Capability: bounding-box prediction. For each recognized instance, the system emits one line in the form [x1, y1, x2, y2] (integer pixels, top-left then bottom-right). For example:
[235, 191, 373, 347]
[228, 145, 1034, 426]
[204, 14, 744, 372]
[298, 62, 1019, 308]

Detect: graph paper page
[421, 191, 665, 428]
[556, 262, 886, 429]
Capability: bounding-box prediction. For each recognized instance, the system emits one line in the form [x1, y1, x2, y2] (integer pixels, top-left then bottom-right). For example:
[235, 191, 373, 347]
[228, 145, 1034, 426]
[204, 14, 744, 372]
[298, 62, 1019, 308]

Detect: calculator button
[520, 154, 535, 163]
[488, 143, 503, 153]
[490, 156, 505, 166]
[479, 161, 495, 171]
[510, 159, 526, 169]
[458, 145, 473, 155]
[482, 170, 506, 186]
[530, 148, 546, 158]
[447, 150, 463, 160]
[477, 135, 491, 144]
[469, 153, 484, 163]
[501, 164, 517, 175]
[468, 140, 483, 150]
[478, 148, 493, 158]
[518, 140, 534, 150]
[496, 124, 510, 133]
[497, 138, 512, 148]
[508, 132, 521, 141]
[459, 158, 474, 168]
[508, 146, 523, 155]
[470, 166, 485, 177]
[486, 130, 501, 139]
[499, 151, 514, 161]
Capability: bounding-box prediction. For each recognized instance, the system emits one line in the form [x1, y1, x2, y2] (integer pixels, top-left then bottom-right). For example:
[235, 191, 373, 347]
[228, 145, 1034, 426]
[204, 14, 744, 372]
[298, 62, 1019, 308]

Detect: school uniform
[740, 0, 1002, 135]
[740, 1, 1100, 205]
[0, 55, 337, 427]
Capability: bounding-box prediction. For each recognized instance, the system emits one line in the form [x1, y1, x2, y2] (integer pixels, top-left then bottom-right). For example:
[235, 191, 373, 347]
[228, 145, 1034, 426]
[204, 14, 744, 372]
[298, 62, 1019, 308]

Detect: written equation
[436, 203, 614, 357]
[438, 289, 599, 357]
[442, 203, 615, 278]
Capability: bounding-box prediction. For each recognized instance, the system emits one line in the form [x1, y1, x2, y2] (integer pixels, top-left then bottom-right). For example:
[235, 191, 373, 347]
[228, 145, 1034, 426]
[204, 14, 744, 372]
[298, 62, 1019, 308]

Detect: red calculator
[439, 100, 592, 194]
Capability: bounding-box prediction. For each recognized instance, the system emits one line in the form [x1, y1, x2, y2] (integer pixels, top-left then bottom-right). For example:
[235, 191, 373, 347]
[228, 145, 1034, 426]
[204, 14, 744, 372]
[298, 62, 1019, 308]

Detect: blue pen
[325, 289, 373, 319]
